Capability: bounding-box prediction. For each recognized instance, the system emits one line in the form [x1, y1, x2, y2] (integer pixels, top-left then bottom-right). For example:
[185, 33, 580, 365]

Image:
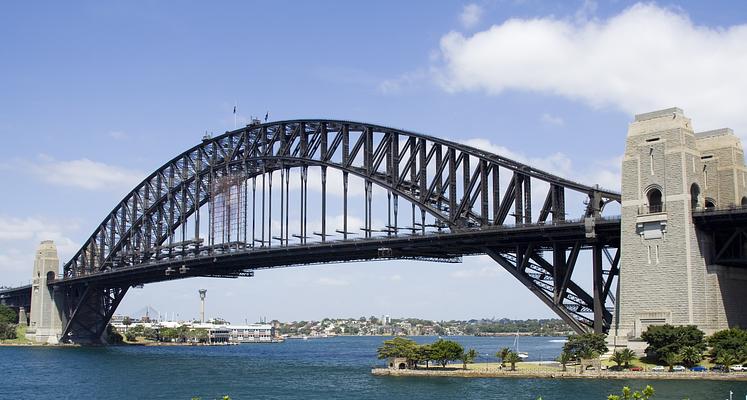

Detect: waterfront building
[226, 323, 281, 343]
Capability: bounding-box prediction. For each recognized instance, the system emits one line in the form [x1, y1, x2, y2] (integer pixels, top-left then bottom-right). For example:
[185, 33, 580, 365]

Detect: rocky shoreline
[371, 367, 747, 381]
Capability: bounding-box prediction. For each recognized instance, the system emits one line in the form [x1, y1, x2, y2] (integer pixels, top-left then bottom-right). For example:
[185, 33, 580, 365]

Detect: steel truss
[693, 207, 747, 267]
[48, 120, 620, 343]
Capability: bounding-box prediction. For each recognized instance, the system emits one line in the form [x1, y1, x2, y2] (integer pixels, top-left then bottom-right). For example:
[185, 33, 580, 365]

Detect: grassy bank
[0, 325, 33, 345]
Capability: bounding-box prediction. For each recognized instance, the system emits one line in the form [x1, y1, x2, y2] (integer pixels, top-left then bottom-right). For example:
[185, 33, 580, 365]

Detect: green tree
[377, 337, 418, 361]
[716, 351, 737, 372]
[640, 324, 705, 360]
[126, 325, 144, 340]
[461, 348, 477, 370]
[505, 351, 522, 371]
[430, 339, 464, 368]
[660, 352, 682, 372]
[577, 347, 599, 361]
[607, 385, 655, 400]
[496, 347, 511, 367]
[679, 345, 702, 368]
[610, 351, 625, 370]
[160, 327, 178, 342]
[0, 304, 17, 324]
[562, 333, 608, 360]
[415, 344, 433, 369]
[620, 348, 635, 368]
[142, 327, 158, 341]
[0, 305, 18, 341]
[106, 324, 123, 344]
[122, 316, 132, 327]
[189, 328, 209, 343]
[0, 322, 17, 340]
[708, 328, 747, 361]
[556, 350, 572, 372]
[176, 325, 192, 342]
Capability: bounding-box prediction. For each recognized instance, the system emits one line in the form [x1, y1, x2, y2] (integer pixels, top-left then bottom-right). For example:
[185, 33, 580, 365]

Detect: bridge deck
[53, 218, 620, 288]
[692, 207, 747, 268]
[692, 206, 747, 227]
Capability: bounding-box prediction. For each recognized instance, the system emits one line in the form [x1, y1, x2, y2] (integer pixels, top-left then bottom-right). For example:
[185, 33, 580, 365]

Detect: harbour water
[1, 336, 744, 399]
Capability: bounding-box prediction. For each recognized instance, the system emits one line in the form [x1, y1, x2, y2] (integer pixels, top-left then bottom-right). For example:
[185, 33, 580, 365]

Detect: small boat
[513, 331, 529, 359]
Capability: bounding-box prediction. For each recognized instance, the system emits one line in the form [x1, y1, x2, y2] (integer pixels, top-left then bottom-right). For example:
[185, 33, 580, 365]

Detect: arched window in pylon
[647, 188, 663, 213]
[705, 197, 716, 209]
[741, 196, 747, 207]
[690, 183, 700, 210]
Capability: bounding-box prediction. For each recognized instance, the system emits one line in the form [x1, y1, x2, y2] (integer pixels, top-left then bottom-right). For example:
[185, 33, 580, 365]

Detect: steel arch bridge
[26, 119, 622, 343]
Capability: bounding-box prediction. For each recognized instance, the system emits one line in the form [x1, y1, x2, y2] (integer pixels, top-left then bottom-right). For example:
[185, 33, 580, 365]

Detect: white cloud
[378, 69, 427, 94]
[460, 4, 483, 29]
[540, 113, 564, 126]
[436, 3, 747, 138]
[25, 156, 145, 191]
[463, 138, 574, 177]
[0, 216, 81, 281]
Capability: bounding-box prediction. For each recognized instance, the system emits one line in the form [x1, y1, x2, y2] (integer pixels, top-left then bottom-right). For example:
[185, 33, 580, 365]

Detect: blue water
[1, 336, 745, 399]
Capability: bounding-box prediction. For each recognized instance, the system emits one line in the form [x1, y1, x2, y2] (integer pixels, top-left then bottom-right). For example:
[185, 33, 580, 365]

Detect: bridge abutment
[614, 108, 747, 346]
[26, 240, 64, 344]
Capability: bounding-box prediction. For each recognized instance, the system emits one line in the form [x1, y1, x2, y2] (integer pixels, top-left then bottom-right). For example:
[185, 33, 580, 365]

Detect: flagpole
[234, 101, 237, 130]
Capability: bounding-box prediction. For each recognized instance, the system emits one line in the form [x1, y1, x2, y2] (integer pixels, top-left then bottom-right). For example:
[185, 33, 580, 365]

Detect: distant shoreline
[371, 366, 747, 381]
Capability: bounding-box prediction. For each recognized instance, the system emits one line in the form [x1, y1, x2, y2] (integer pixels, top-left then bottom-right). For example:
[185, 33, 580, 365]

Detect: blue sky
[2, 1, 746, 323]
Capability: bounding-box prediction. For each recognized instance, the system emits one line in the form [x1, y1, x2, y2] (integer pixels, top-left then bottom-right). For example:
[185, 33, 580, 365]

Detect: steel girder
[59, 284, 128, 344]
[693, 208, 747, 267]
[485, 239, 620, 334]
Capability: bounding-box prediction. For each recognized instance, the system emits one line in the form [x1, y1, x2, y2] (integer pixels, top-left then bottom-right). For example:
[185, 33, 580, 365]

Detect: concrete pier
[26, 240, 64, 344]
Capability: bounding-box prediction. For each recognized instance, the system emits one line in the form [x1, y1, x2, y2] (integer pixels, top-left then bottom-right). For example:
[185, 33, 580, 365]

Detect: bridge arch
[53, 119, 621, 343]
[63, 120, 619, 279]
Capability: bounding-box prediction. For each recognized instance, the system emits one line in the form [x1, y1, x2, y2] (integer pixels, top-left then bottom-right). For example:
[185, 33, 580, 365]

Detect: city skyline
[3, 0, 747, 323]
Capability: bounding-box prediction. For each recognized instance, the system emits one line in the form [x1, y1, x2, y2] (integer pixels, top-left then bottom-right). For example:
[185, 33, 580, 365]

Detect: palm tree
[496, 347, 511, 367]
[505, 351, 522, 371]
[679, 346, 702, 368]
[611, 351, 625, 370]
[620, 348, 636, 369]
[556, 350, 572, 372]
[660, 352, 682, 372]
[716, 351, 737, 372]
[461, 348, 478, 370]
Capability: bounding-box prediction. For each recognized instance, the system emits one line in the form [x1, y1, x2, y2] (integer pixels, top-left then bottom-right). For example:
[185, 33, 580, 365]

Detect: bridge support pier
[615, 108, 747, 346]
[26, 240, 64, 344]
[59, 285, 128, 344]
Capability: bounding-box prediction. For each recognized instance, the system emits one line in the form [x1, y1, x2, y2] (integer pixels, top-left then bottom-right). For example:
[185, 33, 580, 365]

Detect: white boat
[513, 331, 529, 359]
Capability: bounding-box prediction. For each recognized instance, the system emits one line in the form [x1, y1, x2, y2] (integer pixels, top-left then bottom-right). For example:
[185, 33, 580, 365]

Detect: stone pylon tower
[614, 108, 747, 347]
[26, 240, 64, 344]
